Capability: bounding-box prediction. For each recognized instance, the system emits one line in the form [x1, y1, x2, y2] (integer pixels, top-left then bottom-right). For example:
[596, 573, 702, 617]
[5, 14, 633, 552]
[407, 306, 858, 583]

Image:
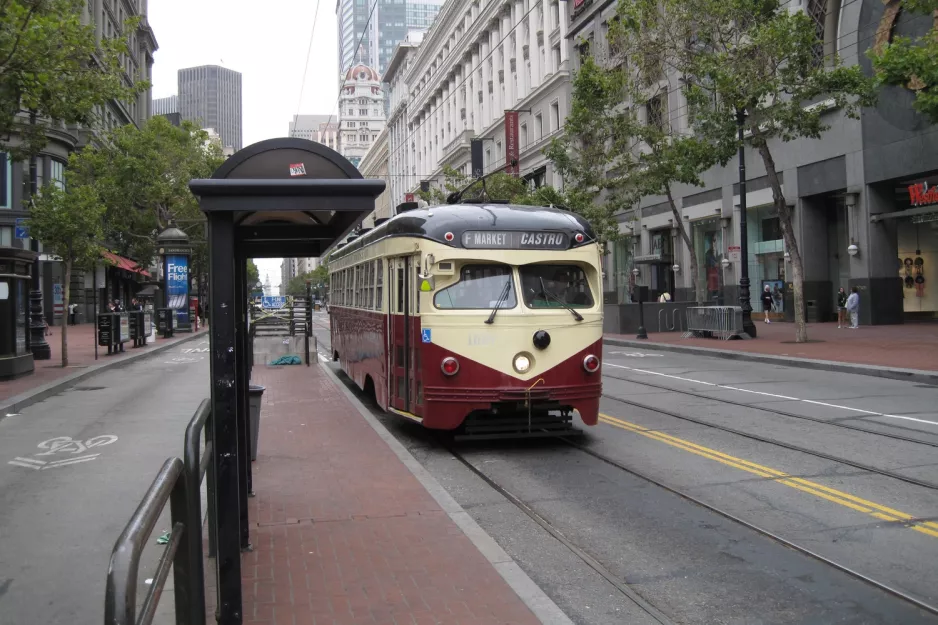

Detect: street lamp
[736, 108, 757, 338]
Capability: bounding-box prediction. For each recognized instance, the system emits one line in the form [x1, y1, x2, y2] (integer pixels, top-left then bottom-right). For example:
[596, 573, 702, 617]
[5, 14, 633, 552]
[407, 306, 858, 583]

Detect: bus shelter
[189, 138, 384, 623]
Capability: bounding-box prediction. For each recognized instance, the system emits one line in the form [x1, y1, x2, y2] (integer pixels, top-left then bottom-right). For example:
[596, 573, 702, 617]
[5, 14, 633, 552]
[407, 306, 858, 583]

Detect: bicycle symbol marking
[8, 435, 118, 471]
[35, 435, 118, 456]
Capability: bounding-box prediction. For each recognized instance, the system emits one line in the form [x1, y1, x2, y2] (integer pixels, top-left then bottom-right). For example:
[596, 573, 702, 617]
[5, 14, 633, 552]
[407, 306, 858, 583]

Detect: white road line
[605, 363, 938, 428]
[12, 456, 45, 465]
[318, 353, 329, 363]
[8, 460, 41, 469]
[42, 456, 99, 469]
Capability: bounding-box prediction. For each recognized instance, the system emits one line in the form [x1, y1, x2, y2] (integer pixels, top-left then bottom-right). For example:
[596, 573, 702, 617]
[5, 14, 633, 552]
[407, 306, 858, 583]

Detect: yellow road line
[598, 413, 938, 539]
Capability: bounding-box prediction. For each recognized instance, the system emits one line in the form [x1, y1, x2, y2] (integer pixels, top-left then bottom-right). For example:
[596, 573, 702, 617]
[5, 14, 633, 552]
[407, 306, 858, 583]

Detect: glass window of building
[692, 216, 724, 302]
[612, 237, 633, 304]
[746, 204, 785, 313]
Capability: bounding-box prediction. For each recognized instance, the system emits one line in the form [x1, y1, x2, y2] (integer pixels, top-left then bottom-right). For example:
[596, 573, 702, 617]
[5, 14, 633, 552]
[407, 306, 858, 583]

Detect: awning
[101, 250, 151, 277]
[870, 205, 938, 223]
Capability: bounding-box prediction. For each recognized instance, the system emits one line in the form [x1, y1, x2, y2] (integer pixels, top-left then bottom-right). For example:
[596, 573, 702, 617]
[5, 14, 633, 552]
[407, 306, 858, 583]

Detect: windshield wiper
[485, 279, 512, 325]
[539, 277, 583, 321]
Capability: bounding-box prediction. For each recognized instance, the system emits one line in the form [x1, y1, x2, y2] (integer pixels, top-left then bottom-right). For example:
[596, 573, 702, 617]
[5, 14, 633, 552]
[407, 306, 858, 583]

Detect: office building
[288, 115, 340, 151]
[338, 63, 386, 168]
[178, 65, 243, 152]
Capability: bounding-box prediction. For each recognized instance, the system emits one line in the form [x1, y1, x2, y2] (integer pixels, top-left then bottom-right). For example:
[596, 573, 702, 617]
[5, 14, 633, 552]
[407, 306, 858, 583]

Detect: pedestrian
[761, 285, 774, 323]
[845, 286, 860, 329]
[68, 303, 77, 325]
[658, 292, 671, 303]
[836, 287, 848, 328]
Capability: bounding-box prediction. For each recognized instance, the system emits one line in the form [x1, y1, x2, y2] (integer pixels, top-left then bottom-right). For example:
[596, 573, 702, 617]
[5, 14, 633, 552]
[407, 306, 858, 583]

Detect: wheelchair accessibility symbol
[421, 329, 431, 343]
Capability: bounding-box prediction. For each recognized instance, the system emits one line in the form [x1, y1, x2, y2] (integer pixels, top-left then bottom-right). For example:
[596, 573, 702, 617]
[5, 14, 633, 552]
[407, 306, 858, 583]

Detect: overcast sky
[149, 0, 340, 287]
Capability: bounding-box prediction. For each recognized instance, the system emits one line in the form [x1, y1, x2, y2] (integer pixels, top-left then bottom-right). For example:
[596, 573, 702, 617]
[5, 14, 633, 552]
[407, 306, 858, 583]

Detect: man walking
[845, 287, 860, 329]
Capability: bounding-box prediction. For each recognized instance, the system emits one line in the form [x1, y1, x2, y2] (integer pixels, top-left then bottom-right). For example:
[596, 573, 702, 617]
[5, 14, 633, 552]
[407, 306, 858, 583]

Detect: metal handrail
[183, 399, 214, 624]
[104, 457, 191, 625]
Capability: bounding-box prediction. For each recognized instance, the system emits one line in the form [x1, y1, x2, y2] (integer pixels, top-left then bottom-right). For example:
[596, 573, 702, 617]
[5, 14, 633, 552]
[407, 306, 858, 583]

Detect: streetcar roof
[330, 203, 596, 261]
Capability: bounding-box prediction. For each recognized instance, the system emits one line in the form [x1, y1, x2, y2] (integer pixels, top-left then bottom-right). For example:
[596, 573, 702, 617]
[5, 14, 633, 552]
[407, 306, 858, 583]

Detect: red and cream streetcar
[328, 200, 603, 438]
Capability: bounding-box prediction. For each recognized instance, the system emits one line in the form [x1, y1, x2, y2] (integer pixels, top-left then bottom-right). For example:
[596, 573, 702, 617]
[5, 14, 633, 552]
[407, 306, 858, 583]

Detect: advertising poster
[166, 254, 189, 325]
[119, 313, 130, 341]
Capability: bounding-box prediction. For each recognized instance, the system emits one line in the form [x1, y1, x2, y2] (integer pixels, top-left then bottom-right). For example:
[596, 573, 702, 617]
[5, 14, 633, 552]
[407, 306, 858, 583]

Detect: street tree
[615, 0, 877, 341]
[552, 46, 732, 301]
[869, 0, 938, 123]
[0, 0, 147, 160]
[27, 179, 105, 366]
[247, 260, 261, 291]
[68, 116, 224, 263]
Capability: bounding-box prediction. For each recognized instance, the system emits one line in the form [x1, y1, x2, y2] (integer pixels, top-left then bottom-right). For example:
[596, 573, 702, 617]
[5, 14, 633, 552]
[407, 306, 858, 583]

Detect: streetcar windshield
[520, 264, 594, 308]
[434, 264, 517, 310]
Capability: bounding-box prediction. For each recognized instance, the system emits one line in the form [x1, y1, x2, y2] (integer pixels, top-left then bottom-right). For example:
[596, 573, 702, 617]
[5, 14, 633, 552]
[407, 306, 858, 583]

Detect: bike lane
[0, 340, 210, 625]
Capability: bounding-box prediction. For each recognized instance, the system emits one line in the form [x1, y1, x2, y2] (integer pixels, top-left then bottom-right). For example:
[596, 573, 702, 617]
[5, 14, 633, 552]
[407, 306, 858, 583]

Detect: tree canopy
[67, 116, 224, 262]
[0, 0, 147, 160]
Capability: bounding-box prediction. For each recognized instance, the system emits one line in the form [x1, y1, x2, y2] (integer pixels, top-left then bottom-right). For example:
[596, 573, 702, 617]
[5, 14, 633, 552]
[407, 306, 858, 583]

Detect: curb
[0, 330, 210, 419]
[603, 336, 938, 386]
[320, 364, 574, 625]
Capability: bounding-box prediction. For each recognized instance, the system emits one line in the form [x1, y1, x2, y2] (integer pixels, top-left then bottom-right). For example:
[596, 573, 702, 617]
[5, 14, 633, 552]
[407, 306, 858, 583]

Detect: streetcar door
[389, 256, 415, 413]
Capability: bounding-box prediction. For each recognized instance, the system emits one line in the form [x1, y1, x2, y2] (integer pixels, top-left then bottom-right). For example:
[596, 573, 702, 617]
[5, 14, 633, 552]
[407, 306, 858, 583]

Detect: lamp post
[27, 152, 51, 360]
[633, 267, 648, 339]
[736, 108, 757, 338]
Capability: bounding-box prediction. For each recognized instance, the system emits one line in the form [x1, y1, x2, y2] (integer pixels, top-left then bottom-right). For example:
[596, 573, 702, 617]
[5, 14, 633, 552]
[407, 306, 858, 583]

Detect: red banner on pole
[505, 110, 520, 176]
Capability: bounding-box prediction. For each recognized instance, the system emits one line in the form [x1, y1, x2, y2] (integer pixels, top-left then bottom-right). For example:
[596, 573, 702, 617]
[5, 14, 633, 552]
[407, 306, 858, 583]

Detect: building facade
[358, 127, 391, 227]
[384, 32, 423, 209]
[0, 0, 158, 329]
[571, 0, 938, 325]
[178, 65, 243, 152]
[288, 115, 340, 152]
[338, 63, 386, 168]
[385, 0, 570, 204]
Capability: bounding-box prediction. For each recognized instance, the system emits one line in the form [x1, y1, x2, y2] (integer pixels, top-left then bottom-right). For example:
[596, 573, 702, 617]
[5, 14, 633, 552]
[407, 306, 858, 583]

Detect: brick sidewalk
[0, 323, 206, 402]
[607, 320, 938, 371]
[236, 364, 540, 625]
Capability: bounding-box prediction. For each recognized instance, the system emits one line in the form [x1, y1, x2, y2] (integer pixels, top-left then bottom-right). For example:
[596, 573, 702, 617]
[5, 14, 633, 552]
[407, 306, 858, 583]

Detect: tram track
[314, 318, 938, 620]
[600, 388, 938, 492]
[601, 370, 938, 448]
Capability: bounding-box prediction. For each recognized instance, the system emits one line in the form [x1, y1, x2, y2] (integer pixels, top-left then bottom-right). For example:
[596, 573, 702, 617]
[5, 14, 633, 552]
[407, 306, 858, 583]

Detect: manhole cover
[72, 386, 106, 391]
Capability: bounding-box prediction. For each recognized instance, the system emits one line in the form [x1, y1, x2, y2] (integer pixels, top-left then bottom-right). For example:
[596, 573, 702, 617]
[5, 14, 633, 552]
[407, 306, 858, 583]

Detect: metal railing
[104, 458, 190, 625]
[681, 306, 748, 340]
[105, 399, 214, 625]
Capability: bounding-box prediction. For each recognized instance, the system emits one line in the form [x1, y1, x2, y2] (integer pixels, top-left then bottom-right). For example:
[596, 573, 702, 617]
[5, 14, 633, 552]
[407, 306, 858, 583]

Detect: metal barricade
[681, 306, 748, 340]
[104, 458, 191, 625]
[184, 399, 214, 617]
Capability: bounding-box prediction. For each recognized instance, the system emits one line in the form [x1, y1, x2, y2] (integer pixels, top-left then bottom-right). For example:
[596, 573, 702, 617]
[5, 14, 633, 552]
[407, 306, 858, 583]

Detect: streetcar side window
[433, 264, 517, 310]
[375, 259, 383, 310]
[397, 263, 405, 313]
[519, 264, 594, 309]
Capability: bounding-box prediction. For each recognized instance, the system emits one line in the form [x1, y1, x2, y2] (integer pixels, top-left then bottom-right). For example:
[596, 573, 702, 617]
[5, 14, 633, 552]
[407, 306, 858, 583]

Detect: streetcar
[328, 197, 603, 438]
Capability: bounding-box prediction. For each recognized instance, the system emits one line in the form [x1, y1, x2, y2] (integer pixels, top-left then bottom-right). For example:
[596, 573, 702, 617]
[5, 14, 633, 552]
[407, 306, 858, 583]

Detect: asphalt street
[0, 338, 210, 625]
[310, 313, 938, 625]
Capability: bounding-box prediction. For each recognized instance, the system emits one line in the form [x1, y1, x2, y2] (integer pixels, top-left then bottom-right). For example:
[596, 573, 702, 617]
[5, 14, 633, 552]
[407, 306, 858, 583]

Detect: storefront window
[692, 217, 724, 302]
[747, 204, 785, 313]
[898, 219, 937, 314]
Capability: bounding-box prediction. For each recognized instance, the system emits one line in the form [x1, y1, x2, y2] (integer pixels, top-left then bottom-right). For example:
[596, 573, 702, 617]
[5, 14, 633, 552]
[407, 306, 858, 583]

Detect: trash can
[248, 385, 265, 461]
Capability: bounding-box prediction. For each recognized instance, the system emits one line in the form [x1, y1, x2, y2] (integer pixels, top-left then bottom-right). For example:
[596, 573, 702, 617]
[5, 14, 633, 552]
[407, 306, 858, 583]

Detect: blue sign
[14, 218, 28, 239]
[421, 328, 431, 343]
[261, 296, 286, 309]
[165, 254, 189, 310]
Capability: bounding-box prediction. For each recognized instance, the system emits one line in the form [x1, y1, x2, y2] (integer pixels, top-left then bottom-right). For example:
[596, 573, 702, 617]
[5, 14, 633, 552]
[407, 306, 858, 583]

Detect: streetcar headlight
[513, 353, 533, 374]
[583, 354, 600, 373]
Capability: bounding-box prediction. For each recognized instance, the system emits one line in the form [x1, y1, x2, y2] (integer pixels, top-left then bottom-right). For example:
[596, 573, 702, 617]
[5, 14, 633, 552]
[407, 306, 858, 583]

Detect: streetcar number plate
[460, 231, 569, 250]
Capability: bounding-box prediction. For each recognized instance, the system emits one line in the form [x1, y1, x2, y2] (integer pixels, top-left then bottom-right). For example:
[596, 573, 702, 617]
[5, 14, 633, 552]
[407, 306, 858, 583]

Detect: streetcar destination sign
[460, 231, 569, 249]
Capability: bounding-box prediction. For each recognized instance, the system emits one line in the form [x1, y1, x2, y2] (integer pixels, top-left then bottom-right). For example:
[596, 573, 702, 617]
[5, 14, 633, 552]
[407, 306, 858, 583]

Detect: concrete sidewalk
[226, 363, 570, 624]
[0, 323, 208, 417]
[606, 321, 938, 384]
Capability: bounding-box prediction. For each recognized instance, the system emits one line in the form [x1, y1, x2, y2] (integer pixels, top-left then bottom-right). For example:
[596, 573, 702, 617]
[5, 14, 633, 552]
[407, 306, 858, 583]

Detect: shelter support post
[234, 255, 252, 552]
[207, 211, 243, 624]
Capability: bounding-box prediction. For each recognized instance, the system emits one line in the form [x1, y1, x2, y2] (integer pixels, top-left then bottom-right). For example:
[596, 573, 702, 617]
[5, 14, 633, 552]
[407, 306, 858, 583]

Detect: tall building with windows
[336, 0, 444, 80]
[178, 65, 242, 152]
[338, 64, 386, 168]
